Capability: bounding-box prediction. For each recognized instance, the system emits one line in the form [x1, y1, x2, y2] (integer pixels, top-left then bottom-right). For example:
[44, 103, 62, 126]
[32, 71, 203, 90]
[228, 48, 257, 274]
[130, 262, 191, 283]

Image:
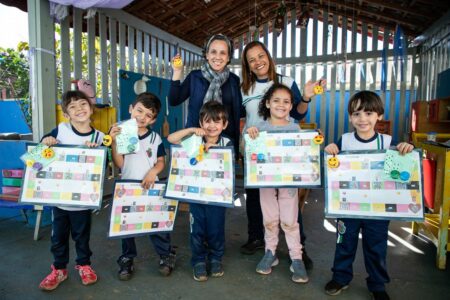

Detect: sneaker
[240, 239, 265, 255]
[290, 259, 309, 283]
[302, 249, 314, 270]
[117, 256, 134, 281]
[210, 260, 224, 277]
[39, 265, 68, 291]
[159, 251, 176, 277]
[193, 262, 208, 282]
[75, 265, 98, 285]
[325, 279, 349, 296]
[372, 291, 390, 300]
[256, 250, 279, 275]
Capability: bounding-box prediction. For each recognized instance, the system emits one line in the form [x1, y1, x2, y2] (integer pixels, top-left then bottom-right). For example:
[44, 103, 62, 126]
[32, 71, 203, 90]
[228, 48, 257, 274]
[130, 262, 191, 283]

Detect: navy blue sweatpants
[332, 218, 390, 292]
[189, 203, 226, 266]
[120, 233, 172, 259]
[51, 207, 92, 269]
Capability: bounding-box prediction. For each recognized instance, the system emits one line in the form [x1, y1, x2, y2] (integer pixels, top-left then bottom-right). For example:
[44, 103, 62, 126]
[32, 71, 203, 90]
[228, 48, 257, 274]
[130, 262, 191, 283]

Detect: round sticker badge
[129, 137, 138, 145]
[400, 171, 410, 181]
[102, 135, 113, 146]
[127, 144, 136, 153]
[32, 162, 43, 171]
[390, 170, 400, 180]
[41, 148, 55, 159]
[328, 156, 340, 168]
[26, 159, 35, 167]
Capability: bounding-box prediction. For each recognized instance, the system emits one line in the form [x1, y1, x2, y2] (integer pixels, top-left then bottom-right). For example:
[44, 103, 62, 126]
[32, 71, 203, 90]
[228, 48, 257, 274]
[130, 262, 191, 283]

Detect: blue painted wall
[0, 101, 31, 134]
[305, 90, 412, 145]
[118, 70, 184, 149]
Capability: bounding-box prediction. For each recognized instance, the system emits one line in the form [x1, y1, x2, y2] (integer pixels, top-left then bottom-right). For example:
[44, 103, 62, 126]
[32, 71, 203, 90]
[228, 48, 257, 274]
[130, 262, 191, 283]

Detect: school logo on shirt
[146, 148, 152, 158]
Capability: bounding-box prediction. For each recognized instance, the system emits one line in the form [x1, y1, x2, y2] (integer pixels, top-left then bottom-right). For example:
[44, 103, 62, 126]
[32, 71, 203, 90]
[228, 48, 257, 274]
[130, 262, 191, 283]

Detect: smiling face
[205, 40, 229, 72]
[64, 98, 93, 124]
[246, 45, 271, 80]
[129, 102, 157, 129]
[200, 115, 228, 141]
[265, 89, 293, 122]
[349, 100, 383, 138]
[328, 156, 340, 168]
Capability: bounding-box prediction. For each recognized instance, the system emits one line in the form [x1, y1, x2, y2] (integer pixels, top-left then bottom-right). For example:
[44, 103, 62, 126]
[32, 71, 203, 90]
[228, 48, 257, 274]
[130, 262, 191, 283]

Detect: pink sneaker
[75, 265, 98, 285]
[39, 265, 68, 291]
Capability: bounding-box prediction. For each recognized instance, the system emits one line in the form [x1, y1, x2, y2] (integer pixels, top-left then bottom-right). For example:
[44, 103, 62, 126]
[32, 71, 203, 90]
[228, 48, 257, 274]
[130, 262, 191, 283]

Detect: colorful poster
[244, 130, 322, 188]
[19, 144, 107, 208]
[108, 181, 178, 238]
[164, 145, 235, 207]
[324, 150, 424, 221]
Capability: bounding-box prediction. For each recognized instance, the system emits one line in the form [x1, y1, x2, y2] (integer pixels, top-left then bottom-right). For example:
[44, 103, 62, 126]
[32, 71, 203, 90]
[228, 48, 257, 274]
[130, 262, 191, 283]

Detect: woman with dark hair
[169, 34, 243, 155]
[240, 41, 325, 270]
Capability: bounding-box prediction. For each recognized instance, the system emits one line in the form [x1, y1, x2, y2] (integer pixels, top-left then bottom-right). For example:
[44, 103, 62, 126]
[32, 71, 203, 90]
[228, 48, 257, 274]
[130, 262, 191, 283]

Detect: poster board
[244, 130, 322, 188]
[324, 150, 424, 221]
[164, 145, 235, 207]
[108, 180, 178, 238]
[20, 144, 107, 209]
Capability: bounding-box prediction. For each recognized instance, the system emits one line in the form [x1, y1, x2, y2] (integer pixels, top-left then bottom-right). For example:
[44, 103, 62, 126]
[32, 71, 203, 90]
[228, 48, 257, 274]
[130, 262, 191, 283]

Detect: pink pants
[259, 188, 302, 260]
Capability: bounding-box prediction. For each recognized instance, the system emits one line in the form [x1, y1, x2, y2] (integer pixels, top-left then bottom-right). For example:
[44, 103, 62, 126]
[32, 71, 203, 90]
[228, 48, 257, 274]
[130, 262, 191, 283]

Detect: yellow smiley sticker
[313, 134, 324, 144]
[41, 148, 55, 159]
[103, 135, 113, 146]
[314, 85, 324, 95]
[328, 156, 340, 168]
[172, 56, 183, 68]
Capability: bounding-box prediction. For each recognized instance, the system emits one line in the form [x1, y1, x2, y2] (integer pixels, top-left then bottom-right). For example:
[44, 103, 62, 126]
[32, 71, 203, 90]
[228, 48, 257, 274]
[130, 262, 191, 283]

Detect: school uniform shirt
[337, 132, 392, 151]
[203, 135, 233, 148]
[121, 129, 166, 181]
[41, 122, 104, 211]
[241, 75, 306, 131]
[255, 119, 301, 133]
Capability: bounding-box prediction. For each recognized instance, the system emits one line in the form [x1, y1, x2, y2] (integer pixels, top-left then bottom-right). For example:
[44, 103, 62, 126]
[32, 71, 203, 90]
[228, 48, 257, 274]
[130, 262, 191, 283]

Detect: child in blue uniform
[324, 91, 414, 300]
[109, 92, 176, 280]
[168, 101, 232, 282]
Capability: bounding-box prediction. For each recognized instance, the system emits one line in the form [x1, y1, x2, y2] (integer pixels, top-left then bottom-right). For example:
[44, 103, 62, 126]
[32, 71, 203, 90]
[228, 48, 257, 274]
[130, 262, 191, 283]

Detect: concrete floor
[1, 188, 449, 300]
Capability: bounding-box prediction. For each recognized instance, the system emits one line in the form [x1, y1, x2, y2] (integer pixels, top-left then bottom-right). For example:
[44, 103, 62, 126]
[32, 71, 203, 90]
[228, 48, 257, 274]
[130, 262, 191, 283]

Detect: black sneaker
[302, 250, 314, 270]
[159, 251, 176, 276]
[210, 260, 224, 277]
[117, 257, 134, 281]
[193, 262, 208, 282]
[240, 239, 265, 255]
[372, 291, 390, 300]
[325, 279, 349, 296]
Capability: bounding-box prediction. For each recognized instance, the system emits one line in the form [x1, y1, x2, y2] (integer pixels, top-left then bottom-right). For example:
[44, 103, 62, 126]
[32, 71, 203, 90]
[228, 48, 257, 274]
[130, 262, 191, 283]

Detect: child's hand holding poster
[324, 150, 424, 221]
[116, 118, 139, 154]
